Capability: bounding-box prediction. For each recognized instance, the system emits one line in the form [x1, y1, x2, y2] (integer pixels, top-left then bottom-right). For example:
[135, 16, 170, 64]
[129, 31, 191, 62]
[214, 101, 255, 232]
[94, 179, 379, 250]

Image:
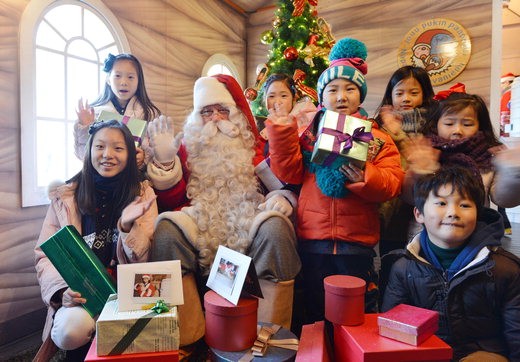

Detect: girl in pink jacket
[34, 119, 157, 360]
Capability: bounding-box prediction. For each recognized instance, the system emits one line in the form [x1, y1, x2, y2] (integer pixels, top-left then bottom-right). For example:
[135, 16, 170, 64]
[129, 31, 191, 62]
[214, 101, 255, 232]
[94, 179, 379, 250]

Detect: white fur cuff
[147, 155, 182, 190]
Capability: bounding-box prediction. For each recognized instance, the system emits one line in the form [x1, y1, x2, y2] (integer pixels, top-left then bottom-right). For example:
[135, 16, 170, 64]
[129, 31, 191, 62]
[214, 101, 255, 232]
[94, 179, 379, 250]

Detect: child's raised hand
[148, 115, 179, 165]
[380, 105, 403, 136]
[120, 195, 157, 233]
[76, 97, 95, 126]
[62, 288, 86, 307]
[402, 135, 440, 174]
[268, 105, 293, 126]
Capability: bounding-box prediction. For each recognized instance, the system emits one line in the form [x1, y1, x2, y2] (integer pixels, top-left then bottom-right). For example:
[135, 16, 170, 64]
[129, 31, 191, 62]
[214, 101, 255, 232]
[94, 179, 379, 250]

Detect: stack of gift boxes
[41, 226, 181, 361]
[296, 274, 453, 361]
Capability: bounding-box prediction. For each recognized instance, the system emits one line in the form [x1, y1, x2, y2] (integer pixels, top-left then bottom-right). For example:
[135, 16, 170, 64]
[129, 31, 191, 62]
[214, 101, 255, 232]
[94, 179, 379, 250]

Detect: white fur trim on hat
[193, 77, 236, 111]
[501, 73, 516, 83]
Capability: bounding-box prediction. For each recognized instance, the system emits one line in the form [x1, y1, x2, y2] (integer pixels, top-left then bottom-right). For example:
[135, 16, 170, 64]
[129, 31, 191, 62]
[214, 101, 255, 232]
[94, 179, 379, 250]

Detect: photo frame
[206, 245, 262, 305]
[117, 260, 183, 312]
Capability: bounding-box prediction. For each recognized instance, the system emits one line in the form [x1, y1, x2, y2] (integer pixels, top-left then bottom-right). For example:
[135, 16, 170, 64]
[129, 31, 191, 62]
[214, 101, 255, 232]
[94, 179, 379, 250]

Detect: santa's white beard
[183, 118, 264, 272]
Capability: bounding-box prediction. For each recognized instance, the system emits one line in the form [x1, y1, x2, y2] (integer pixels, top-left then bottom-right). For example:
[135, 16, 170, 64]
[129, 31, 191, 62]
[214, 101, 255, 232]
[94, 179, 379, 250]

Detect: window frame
[20, 0, 130, 207]
[202, 53, 242, 86]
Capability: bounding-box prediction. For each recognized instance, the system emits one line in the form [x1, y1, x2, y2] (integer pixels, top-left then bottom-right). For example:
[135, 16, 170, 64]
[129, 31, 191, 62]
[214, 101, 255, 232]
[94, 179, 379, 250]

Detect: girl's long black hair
[374, 66, 437, 124]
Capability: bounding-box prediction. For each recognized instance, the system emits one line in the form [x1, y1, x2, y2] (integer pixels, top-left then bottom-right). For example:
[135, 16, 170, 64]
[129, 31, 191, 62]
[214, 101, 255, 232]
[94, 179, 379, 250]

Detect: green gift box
[40, 225, 117, 317]
[97, 110, 148, 146]
[311, 110, 373, 169]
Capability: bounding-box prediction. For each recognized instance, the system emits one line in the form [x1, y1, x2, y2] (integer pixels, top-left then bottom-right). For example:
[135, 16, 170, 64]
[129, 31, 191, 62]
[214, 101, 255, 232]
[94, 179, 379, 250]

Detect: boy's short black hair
[414, 166, 485, 215]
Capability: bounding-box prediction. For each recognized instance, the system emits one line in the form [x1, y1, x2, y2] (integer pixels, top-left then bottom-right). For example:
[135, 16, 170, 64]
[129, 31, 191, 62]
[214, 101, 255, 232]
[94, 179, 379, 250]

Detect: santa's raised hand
[148, 115, 181, 166]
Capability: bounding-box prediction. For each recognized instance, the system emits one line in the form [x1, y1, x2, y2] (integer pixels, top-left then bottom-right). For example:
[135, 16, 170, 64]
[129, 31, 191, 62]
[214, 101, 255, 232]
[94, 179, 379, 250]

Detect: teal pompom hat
[317, 38, 368, 104]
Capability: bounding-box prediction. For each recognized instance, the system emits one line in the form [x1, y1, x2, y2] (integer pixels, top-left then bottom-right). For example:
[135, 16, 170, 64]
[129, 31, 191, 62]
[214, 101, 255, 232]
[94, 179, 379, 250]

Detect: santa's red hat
[501, 72, 516, 83]
[141, 274, 151, 280]
[193, 74, 265, 164]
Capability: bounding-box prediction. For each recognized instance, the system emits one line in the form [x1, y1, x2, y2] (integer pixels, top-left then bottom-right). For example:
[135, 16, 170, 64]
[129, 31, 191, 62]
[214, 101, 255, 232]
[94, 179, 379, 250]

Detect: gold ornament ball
[273, 17, 281, 28]
[260, 30, 274, 45]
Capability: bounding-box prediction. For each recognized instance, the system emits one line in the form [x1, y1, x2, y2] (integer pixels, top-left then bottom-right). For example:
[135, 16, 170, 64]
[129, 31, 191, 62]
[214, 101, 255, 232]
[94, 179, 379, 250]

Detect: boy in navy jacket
[382, 166, 520, 361]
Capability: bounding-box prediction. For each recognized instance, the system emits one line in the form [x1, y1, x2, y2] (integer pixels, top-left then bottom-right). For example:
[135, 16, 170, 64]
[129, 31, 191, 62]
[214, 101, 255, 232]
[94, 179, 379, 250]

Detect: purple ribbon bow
[324, 126, 373, 153]
[321, 114, 373, 166]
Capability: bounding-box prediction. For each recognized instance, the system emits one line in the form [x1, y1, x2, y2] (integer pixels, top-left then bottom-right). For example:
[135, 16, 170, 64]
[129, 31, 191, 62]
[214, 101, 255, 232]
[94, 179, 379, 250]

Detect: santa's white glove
[258, 194, 293, 216]
[148, 115, 179, 164]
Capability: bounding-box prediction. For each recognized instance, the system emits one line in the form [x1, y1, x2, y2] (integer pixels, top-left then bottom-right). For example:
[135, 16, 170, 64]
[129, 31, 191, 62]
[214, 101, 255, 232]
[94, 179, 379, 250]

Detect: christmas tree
[246, 0, 335, 117]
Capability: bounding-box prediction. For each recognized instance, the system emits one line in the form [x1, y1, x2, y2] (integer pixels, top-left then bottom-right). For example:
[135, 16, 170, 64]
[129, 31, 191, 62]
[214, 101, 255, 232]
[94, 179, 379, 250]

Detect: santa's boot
[178, 273, 205, 346]
[257, 279, 295, 329]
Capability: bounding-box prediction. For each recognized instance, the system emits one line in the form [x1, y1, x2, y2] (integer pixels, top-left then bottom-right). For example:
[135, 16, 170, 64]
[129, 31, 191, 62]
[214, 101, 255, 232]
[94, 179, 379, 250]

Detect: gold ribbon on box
[238, 324, 299, 361]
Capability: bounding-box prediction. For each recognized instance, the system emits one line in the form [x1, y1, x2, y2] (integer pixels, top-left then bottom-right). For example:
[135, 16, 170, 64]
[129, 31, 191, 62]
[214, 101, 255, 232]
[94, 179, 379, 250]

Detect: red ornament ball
[283, 46, 299, 62]
[244, 87, 258, 101]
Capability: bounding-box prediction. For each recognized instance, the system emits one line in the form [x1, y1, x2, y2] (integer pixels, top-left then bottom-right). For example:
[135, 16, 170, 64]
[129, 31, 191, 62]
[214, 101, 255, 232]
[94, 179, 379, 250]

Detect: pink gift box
[334, 314, 452, 362]
[377, 304, 439, 346]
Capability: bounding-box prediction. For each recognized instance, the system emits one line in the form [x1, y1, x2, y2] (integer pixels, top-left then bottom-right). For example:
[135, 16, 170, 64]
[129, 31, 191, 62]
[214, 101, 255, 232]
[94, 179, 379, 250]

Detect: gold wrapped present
[96, 294, 180, 356]
[311, 110, 373, 169]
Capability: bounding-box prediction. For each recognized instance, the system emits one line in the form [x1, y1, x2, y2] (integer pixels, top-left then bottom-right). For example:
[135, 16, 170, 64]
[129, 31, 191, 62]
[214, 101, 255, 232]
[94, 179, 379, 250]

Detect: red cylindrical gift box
[204, 290, 258, 351]
[324, 275, 366, 326]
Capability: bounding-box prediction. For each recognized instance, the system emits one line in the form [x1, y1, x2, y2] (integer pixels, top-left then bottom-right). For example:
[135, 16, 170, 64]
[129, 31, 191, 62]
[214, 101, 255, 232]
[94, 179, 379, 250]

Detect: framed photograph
[117, 260, 183, 312]
[206, 245, 262, 305]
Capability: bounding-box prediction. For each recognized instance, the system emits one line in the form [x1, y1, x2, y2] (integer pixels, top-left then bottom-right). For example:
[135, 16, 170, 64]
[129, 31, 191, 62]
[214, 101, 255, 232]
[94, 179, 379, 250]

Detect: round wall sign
[397, 18, 471, 86]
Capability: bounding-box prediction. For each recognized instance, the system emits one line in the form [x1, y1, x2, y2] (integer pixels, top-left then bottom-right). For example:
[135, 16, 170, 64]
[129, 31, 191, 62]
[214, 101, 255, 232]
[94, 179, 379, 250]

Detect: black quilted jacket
[381, 208, 520, 361]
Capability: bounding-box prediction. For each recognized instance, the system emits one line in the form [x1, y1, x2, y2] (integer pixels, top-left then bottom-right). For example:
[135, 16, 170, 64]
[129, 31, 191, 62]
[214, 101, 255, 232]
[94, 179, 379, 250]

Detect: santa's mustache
[201, 119, 239, 138]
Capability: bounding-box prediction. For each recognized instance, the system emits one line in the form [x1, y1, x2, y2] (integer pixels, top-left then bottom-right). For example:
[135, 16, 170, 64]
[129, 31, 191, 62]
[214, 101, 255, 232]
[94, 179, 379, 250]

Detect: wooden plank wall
[0, 0, 247, 345]
[247, 0, 494, 117]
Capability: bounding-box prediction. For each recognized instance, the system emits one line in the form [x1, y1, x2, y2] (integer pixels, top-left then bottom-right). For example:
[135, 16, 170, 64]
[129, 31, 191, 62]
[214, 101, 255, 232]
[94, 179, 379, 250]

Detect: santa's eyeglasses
[200, 106, 230, 118]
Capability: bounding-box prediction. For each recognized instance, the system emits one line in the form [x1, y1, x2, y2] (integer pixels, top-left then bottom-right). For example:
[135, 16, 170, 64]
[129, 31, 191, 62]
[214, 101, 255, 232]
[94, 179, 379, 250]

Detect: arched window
[202, 54, 242, 85]
[20, 0, 129, 206]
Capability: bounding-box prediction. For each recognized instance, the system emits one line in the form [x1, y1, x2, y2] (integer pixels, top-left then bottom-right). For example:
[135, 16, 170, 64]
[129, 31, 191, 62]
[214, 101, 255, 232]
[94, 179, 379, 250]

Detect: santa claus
[146, 74, 301, 347]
